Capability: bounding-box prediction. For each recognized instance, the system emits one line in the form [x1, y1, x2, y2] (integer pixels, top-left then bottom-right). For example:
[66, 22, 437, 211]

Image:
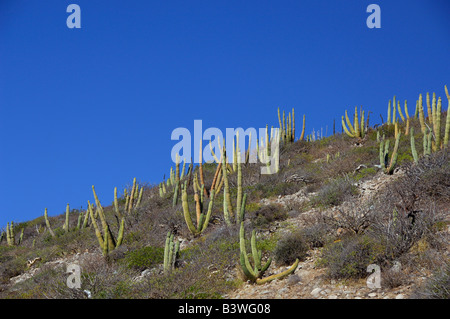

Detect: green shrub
[354, 167, 377, 181]
[122, 246, 164, 270]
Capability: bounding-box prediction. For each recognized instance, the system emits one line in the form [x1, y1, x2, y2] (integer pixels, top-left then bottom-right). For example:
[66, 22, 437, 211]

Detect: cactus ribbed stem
[64, 203, 70, 233]
[433, 97, 442, 151]
[299, 114, 306, 141]
[397, 100, 405, 122]
[222, 147, 233, 226]
[410, 127, 419, 164]
[181, 184, 198, 235]
[128, 178, 137, 213]
[256, 259, 300, 285]
[427, 93, 433, 125]
[88, 201, 104, 251]
[418, 94, 426, 134]
[387, 131, 401, 174]
[387, 100, 392, 125]
[44, 208, 56, 238]
[114, 187, 123, 219]
[444, 85, 450, 148]
[82, 206, 89, 229]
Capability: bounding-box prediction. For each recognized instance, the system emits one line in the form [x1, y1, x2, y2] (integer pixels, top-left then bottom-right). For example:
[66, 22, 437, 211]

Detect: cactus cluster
[164, 231, 180, 274]
[415, 86, 450, 151]
[160, 154, 194, 206]
[379, 131, 401, 175]
[6, 221, 15, 246]
[181, 178, 216, 237]
[221, 146, 247, 227]
[278, 107, 305, 143]
[90, 185, 125, 256]
[342, 106, 368, 139]
[239, 221, 299, 284]
[123, 178, 144, 214]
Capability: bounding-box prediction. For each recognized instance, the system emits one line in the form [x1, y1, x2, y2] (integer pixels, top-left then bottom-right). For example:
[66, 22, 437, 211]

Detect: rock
[395, 294, 405, 299]
[278, 287, 289, 295]
[368, 292, 377, 298]
[286, 274, 301, 286]
[311, 287, 322, 296]
[83, 290, 92, 298]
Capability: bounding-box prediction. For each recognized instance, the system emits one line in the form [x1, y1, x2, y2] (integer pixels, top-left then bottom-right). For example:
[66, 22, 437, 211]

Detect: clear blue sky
[0, 0, 449, 227]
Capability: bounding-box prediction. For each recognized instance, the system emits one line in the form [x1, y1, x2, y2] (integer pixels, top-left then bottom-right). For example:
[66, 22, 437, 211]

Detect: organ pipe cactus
[342, 106, 366, 138]
[44, 208, 56, 238]
[415, 86, 450, 151]
[6, 222, 15, 246]
[181, 181, 215, 236]
[64, 203, 70, 233]
[379, 131, 401, 175]
[410, 127, 419, 164]
[221, 145, 247, 226]
[278, 108, 305, 143]
[444, 85, 450, 148]
[239, 222, 299, 284]
[18, 228, 24, 245]
[164, 231, 180, 274]
[126, 178, 143, 214]
[121, 178, 144, 214]
[423, 127, 432, 156]
[90, 186, 125, 256]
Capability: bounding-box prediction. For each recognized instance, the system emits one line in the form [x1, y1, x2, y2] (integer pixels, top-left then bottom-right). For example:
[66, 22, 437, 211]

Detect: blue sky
[0, 0, 449, 227]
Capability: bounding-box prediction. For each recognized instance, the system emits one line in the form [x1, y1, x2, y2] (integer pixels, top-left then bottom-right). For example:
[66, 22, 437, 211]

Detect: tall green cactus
[413, 86, 450, 150]
[164, 231, 180, 274]
[342, 106, 366, 138]
[64, 203, 70, 233]
[90, 186, 125, 256]
[239, 221, 272, 283]
[433, 97, 442, 151]
[379, 131, 401, 175]
[126, 177, 143, 214]
[221, 145, 246, 226]
[239, 222, 299, 284]
[6, 222, 15, 246]
[181, 181, 215, 236]
[410, 127, 419, 164]
[18, 228, 24, 245]
[44, 208, 56, 238]
[278, 108, 305, 143]
[444, 85, 450, 148]
[423, 127, 432, 156]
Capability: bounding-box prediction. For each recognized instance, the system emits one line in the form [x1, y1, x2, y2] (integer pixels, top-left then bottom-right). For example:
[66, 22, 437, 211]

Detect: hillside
[0, 88, 449, 300]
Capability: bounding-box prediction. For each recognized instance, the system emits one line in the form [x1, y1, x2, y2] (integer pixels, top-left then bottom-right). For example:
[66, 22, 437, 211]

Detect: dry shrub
[250, 203, 288, 228]
[323, 202, 378, 235]
[385, 149, 450, 214]
[310, 176, 358, 207]
[411, 260, 450, 299]
[273, 231, 309, 266]
[318, 234, 384, 280]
